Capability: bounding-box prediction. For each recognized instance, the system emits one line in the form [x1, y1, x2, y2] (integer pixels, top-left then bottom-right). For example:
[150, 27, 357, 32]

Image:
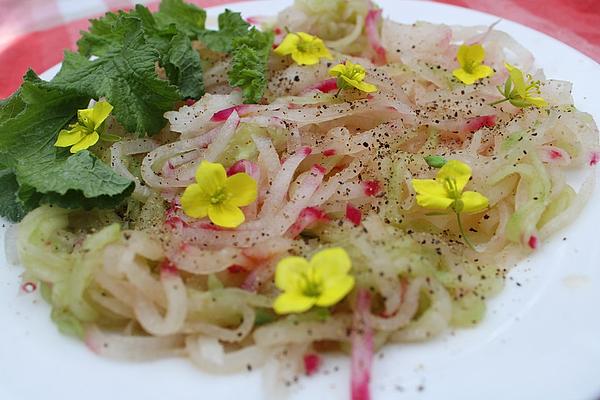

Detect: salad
[1, 0, 598, 398]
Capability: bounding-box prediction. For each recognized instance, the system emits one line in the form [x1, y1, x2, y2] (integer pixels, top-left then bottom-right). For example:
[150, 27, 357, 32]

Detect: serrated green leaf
[55, 17, 180, 135]
[77, 6, 204, 102]
[199, 9, 251, 53]
[19, 150, 134, 209]
[77, 11, 122, 57]
[162, 33, 204, 99]
[154, 0, 206, 37]
[0, 171, 27, 222]
[0, 70, 88, 167]
[0, 71, 134, 212]
[228, 28, 274, 104]
[0, 86, 26, 121]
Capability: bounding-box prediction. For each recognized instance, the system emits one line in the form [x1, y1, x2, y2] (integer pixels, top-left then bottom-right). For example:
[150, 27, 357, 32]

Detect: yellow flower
[492, 63, 548, 108]
[412, 160, 488, 214]
[452, 44, 494, 85]
[181, 161, 257, 228]
[328, 60, 378, 94]
[274, 32, 332, 66]
[54, 101, 113, 153]
[273, 247, 355, 314]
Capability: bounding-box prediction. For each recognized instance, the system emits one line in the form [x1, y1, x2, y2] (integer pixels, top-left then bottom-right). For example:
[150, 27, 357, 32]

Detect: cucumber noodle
[8, 0, 599, 397]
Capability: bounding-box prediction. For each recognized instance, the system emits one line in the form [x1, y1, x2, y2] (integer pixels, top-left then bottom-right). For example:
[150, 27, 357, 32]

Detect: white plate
[1, 1, 600, 399]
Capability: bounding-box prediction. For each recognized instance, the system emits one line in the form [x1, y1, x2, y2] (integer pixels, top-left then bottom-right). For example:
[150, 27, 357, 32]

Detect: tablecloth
[1, 0, 598, 99]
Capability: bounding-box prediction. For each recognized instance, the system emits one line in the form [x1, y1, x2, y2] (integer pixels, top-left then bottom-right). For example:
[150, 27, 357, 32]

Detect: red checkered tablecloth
[1, 0, 599, 99]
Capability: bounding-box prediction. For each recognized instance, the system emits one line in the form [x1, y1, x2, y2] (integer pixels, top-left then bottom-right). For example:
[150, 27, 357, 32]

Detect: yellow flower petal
[351, 79, 378, 93]
[181, 183, 210, 219]
[310, 247, 351, 277]
[412, 179, 454, 210]
[273, 292, 316, 314]
[299, 33, 332, 59]
[347, 61, 366, 81]
[275, 256, 311, 292]
[505, 63, 527, 97]
[291, 51, 321, 66]
[471, 64, 494, 80]
[460, 191, 489, 213]
[89, 101, 114, 130]
[328, 63, 348, 77]
[452, 68, 477, 85]
[526, 96, 548, 108]
[316, 46, 333, 60]
[276, 32, 332, 66]
[454, 45, 492, 84]
[77, 108, 94, 130]
[208, 202, 245, 228]
[195, 160, 227, 193]
[272, 248, 355, 314]
[315, 275, 355, 307]
[456, 44, 468, 68]
[459, 44, 485, 67]
[437, 160, 472, 192]
[296, 32, 316, 43]
[69, 132, 99, 153]
[274, 33, 300, 56]
[224, 173, 257, 207]
[54, 128, 86, 148]
[331, 61, 377, 92]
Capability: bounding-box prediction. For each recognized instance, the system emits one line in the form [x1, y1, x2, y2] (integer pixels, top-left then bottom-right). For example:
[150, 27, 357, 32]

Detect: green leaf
[79, 6, 161, 57]
[199, 9, 251, 53]
[0, 170, 27, 222]
[228, 28, 274, 104]
[0, 70, 88, 167]
[0, 86, 26, 121]
[162, 33, 204, 99]
[78, 7, 204, 101]
[503, 77, 512, 97]
[154, 0, 206, 37]
[77, 11, 122, 57]
[55, 17, 180, 136]
[424, 155, 447, 168]
[16, 184, 42, 213]
[0, 71, 134, 212]
[20, 150, 135, 209]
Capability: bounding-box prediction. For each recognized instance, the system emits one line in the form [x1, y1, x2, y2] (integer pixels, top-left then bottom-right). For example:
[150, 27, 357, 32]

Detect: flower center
[297, 38, 318, 54]
[300, 268, 323, 297]
[444, 177, 466, 213]
[463, 60, 477, 74]
[443, 177, 460, 199]
[210, 188, 229, 205]
[347, 66, 364, 81]
[524, 79, 541, 97]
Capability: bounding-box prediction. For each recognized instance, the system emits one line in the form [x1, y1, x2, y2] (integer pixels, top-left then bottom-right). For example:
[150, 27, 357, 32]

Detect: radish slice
[204, 111, 241, 162]
[308, 78, 338, 93]
[539, 145, 571, 166]
[590, 151, 600, 166]
[227, 159, 261, 182]
[365, 8, 387, 65]
[85, 325, 183, 361]
[463, 115, 496, 133]
[210, 104, 255, 122]
[346, 203, 362, 226]
[351, 289, 373, 400]
[287, 207, 330, 238]
[133, 269, 188, 336]
[303, 353, 322, 376]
